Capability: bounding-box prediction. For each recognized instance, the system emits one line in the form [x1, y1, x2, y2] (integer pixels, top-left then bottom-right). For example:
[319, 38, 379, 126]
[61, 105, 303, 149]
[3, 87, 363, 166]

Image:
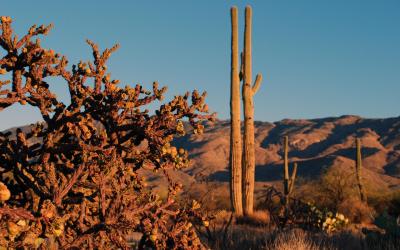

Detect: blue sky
[1, 1, 399, 130]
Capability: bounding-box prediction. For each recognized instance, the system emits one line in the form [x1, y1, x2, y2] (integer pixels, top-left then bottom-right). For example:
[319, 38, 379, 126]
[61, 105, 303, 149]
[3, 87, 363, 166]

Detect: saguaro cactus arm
[288, 162, 298, 194]
[252, 74, 262, 94]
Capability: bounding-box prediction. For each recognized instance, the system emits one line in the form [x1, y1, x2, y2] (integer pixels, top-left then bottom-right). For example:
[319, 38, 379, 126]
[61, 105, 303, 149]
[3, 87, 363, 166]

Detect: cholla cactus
[0, 16, 215, 249]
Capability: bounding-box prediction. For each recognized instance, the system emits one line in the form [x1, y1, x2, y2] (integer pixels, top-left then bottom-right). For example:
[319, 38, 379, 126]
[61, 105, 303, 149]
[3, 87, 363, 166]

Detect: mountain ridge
[175, 115, 400, 191]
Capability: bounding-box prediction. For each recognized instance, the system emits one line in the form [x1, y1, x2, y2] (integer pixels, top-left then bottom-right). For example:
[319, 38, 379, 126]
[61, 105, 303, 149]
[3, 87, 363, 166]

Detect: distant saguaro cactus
[355, 138, 367, 202]
[283, 136, 297, 213]
[229, 6, 243, 216]
[242, 6, 263, 216]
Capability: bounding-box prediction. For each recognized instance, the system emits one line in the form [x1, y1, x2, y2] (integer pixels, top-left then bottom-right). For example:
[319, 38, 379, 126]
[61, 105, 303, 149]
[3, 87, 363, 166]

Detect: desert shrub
[337, 198, 375, 224]
[317, 167, 358, 210]
[368, 189, 400, 216]
[298, 166, 373, 213]
[0, 16, 215, 249]
[256, 185, 288, 228]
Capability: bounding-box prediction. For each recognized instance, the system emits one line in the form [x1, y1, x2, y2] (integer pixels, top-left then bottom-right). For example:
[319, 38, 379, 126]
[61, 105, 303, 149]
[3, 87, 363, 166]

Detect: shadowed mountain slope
[174, 115, 400, 190]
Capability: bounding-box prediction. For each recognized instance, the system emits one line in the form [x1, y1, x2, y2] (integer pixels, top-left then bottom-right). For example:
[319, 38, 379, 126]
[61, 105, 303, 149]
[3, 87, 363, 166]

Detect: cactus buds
[176, 121, 185, 135]
[193, 124, 204, 135]
[0, 182, 11, 201]
[170, 147, 178, 157]
[40, 200, 56, 219]
[16, 220, 27, 227]
[191, 200, 201, 210]
[52, 221, 64, 237]
[0, 16, 11, 23]
[149, 234, 157, 242]
[7, 221, 21, 238]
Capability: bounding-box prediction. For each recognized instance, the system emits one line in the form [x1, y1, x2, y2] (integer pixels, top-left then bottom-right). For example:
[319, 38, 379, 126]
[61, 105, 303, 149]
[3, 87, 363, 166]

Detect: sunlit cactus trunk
[229, 6, 243, 216]
[355, 138, 367, 202]
[242, 6, 262, 216]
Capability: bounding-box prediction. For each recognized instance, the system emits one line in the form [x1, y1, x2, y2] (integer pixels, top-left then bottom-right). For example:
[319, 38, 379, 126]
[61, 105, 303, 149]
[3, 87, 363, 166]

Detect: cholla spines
[355, 138, 367, 202]
[242, 5, 262, 216]
[229, 6, 243, 216]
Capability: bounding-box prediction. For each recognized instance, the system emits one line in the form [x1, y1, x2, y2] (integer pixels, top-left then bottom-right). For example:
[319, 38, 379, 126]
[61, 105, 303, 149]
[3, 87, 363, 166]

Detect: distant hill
[174, 115, 400, 191]
[3, 115, 400, 191]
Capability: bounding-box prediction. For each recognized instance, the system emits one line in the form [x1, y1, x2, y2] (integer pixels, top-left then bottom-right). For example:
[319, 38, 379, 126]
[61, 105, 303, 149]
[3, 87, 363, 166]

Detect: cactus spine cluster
[229, 6, 243, 216]
[355, 138, 367, 202]
[283, 136, 297, 212]
[229, 5, 262, 216]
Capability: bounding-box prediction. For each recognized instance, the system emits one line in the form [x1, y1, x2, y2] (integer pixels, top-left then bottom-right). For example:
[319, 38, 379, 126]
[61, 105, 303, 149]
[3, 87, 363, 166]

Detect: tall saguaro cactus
[355, 138, 367, 202]
[283, 136, 297, 213]
[242, 6, 263, 216]
[229, 6, 243, 216]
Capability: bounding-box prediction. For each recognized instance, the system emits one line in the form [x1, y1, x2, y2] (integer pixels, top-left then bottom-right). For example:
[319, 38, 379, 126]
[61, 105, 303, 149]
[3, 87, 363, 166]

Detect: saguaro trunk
[283, 136, 289, 198]
[242, 6, 262, 216]
[355, 138, 367, 202]
[283, 136, 297, 216]
[229, 6, 243, 216]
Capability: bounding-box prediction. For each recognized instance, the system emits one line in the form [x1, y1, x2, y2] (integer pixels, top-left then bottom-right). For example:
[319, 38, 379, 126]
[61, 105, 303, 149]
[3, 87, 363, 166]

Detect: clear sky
[1, 0, 399, 131]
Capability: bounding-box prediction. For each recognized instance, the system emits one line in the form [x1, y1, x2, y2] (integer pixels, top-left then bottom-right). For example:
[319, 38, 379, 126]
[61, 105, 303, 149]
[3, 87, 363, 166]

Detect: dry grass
[268, 229, 334, 250]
